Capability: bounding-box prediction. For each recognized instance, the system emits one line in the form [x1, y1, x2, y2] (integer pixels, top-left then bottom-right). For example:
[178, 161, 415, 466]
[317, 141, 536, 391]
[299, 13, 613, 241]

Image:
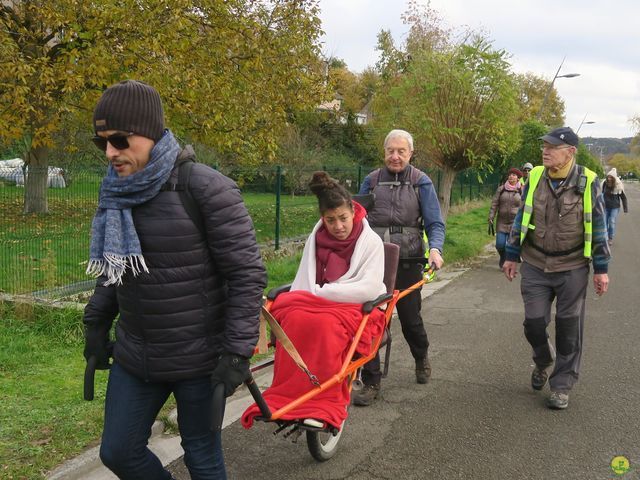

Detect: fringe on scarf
[86, 254, 149, 286]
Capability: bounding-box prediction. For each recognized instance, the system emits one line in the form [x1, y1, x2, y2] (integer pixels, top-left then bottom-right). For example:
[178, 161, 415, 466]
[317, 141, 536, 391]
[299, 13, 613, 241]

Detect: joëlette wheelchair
[242, 193, 434, 462]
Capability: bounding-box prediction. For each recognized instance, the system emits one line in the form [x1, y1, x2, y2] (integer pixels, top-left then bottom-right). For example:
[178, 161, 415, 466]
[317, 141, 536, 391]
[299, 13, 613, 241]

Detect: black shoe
[352, 384, 380, 406]
[546, 391, 569, 410]
[531, 366, 549, 391]
[415, 357, 431, 384]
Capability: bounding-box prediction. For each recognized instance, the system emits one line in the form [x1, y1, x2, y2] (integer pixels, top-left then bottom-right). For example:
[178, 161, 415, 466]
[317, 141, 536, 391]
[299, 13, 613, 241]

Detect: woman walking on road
[488, 167, 523, 268]
[602, 167, 628, 245]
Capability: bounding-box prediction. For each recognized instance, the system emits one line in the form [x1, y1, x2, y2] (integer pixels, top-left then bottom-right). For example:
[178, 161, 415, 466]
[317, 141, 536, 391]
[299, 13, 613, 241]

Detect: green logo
[610, 456, 630, 476]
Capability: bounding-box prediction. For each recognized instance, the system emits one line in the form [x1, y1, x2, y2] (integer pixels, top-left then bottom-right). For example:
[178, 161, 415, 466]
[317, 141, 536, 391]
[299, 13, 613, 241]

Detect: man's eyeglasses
[540, 145, 572, 152]
[92, 132, 134, 152]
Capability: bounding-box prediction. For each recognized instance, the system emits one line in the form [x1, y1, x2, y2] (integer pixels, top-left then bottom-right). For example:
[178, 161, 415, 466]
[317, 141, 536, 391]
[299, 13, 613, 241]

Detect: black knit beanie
[93, 80, 164, 142]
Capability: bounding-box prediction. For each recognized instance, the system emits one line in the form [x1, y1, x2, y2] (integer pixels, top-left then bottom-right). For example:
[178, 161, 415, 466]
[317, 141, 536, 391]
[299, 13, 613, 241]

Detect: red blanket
[241, 290, 386, 430]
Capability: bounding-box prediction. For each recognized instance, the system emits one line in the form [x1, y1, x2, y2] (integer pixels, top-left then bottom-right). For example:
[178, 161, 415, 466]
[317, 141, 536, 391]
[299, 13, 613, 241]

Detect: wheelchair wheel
[306, 422, 344, 462]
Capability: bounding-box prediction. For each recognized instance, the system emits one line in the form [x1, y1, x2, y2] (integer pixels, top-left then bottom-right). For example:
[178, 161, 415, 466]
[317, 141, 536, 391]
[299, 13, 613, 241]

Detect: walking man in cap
[502, 126, 610, 410]
[520, 162, 534, 185]
[83, 80, 266, 479]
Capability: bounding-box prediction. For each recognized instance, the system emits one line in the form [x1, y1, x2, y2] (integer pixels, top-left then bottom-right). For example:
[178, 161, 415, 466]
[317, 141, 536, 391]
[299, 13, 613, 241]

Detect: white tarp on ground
[0, 159, 66, 188]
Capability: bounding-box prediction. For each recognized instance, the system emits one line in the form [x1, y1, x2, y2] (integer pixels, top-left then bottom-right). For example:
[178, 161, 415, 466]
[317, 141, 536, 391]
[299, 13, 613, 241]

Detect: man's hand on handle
[83, 328, 113, 401]
[428, 249, 444, 270]
[83, 327, 113, 370]
[211, 353, 250, 397]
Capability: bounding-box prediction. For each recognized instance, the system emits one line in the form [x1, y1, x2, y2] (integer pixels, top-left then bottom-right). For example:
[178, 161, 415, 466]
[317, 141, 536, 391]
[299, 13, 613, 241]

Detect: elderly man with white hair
[354, 129, 445, 406]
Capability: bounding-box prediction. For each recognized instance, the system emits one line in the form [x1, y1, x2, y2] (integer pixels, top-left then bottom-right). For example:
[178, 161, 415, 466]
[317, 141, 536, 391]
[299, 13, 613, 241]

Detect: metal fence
[0, 164, 501, 296]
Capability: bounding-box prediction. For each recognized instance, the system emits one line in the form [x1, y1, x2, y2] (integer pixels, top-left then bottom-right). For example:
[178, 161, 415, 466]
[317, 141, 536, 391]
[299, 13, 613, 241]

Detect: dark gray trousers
[362, 261, 428, 386]
[520, 262, 588, 393]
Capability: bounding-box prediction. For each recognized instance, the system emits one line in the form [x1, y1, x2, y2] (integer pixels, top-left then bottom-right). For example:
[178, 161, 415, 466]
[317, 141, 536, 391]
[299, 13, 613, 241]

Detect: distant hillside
[582, 137, 632, 157]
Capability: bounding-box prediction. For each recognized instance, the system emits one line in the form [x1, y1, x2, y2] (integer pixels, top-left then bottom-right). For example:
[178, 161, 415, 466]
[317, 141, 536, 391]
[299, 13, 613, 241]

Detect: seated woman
[241, 172, 387, 430]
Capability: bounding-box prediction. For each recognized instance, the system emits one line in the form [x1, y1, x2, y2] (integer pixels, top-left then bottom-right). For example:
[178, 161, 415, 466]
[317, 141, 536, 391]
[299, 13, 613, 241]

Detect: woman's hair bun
[309, 171, 337, 196]
[308, 171, 352, 213]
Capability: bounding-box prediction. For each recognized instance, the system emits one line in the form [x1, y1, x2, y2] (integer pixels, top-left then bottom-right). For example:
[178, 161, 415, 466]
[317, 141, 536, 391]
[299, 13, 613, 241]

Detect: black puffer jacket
[83, 147, 267, 382]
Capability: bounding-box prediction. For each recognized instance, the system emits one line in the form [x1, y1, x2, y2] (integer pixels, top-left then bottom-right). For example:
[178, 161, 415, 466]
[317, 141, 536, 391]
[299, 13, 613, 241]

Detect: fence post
[357, 165, 363, 191]
[274, 165, 282, 250]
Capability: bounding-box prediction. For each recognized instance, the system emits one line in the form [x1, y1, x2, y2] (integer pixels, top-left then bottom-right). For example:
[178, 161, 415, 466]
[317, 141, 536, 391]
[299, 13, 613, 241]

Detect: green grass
[443, 199, 492, 265]
[0, 304, 105, 479]
[0, 302, 177, 480]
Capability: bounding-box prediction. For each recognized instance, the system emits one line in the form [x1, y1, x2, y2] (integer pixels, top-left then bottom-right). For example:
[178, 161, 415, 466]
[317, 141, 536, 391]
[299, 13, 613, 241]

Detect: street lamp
[576, 115, 595, 134]
[536, 57, 581, 121]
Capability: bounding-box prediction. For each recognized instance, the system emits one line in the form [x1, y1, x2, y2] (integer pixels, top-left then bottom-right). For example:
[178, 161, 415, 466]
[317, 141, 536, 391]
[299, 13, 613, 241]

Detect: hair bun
[309, 171, 336, 195]
[308, 171, 352, 213]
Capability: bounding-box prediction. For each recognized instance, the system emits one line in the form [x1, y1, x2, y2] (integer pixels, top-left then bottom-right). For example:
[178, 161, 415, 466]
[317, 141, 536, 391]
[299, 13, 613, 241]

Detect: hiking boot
[415, 357, 432, 384]
[352, 384, 380, 407]
[546, 391, 569, 410]
[531, 365, 549, 391]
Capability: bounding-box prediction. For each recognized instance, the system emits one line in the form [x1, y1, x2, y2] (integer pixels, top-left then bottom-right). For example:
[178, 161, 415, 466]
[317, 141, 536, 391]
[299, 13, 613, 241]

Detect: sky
[318, 0, 639, 139]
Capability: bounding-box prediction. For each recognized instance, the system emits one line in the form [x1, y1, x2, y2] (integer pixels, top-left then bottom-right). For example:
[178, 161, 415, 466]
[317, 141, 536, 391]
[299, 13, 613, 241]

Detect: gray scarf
[86, 130, 182, 285]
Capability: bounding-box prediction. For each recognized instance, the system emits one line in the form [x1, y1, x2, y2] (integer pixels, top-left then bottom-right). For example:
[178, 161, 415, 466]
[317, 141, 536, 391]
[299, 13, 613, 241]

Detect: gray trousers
[520, 262, 588, 393]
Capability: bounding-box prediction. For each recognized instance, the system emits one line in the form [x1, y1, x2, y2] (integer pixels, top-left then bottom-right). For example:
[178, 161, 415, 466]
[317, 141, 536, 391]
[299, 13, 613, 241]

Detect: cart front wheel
[306, 422, 344, 462]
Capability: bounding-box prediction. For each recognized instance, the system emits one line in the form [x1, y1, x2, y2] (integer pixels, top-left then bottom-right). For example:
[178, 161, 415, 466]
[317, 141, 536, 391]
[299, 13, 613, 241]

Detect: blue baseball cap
[540, 127, 579, 147]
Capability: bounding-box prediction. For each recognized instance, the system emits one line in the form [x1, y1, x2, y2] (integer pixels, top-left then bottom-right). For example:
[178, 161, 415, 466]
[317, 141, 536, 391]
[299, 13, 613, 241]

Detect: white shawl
[291, 217, 387, 303]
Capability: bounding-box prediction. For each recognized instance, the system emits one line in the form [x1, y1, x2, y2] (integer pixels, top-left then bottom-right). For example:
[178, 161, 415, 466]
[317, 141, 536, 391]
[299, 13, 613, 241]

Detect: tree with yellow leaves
[1, 0, 325, 212]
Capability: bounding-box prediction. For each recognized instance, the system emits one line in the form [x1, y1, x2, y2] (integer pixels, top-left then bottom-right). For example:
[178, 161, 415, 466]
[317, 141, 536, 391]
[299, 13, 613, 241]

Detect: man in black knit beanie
[84, 79, 267, 479]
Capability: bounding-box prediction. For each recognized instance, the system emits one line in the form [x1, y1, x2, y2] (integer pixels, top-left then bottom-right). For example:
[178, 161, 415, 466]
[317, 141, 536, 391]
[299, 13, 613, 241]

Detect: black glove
[211, 353, 250, 397]
[83, 327, 112, 370]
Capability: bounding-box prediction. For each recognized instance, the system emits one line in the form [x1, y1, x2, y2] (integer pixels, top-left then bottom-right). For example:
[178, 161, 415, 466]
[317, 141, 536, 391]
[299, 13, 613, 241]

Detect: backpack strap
[369, 165, 422, 199]
[161, 156, 204, 236]
[409, 165, 422, 201]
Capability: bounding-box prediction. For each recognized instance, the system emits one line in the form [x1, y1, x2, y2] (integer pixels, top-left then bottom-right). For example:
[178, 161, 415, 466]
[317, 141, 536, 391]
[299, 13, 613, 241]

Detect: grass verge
[0, 200, 492, 479]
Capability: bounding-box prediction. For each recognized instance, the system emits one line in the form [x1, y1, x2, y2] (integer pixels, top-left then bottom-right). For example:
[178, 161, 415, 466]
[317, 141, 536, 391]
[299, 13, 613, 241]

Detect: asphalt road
[169, 182, 640, 480]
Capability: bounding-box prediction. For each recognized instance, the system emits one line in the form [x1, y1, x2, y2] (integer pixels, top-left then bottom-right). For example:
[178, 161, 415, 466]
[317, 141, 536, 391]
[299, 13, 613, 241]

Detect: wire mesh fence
[0, 164, 501, 296]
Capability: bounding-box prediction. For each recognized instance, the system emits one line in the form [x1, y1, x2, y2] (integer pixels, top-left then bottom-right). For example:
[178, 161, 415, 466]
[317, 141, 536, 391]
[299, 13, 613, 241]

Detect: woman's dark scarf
[86, 130, 182, 286]
[315, 201, 366, 286]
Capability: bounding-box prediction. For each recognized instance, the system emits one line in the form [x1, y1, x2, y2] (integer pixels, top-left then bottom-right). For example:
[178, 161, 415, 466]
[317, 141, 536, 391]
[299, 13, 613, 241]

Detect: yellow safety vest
[520, 165, 597, 258]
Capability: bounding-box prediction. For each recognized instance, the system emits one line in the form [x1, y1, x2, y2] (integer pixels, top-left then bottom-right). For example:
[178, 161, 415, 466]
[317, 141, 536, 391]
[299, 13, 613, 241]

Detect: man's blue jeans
[100, 362, 226, 480]
[605, 207, 620, 240]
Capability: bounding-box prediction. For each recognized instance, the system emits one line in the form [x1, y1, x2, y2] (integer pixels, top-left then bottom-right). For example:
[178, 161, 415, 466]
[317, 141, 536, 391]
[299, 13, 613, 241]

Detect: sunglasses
[92, 132, 134, 152]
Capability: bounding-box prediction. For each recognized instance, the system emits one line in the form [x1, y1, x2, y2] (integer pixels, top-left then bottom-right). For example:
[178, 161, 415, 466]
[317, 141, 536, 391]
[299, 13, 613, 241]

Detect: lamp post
[536, 57, 580, 121]
[576, 115, 595, 134]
